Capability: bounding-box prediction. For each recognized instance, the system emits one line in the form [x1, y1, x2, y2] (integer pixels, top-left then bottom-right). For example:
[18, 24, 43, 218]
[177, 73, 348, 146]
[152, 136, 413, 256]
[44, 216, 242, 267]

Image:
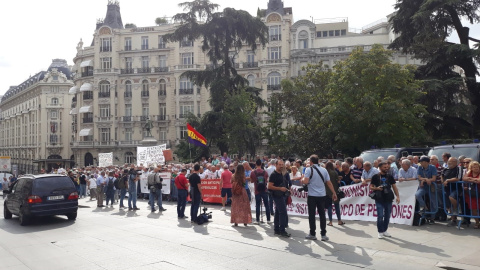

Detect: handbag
[337, 189, 345, 200]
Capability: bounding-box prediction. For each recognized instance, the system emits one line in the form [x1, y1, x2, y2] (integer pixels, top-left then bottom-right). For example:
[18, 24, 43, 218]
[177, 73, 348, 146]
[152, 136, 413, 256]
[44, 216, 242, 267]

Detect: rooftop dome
[48, 59, 72, 79]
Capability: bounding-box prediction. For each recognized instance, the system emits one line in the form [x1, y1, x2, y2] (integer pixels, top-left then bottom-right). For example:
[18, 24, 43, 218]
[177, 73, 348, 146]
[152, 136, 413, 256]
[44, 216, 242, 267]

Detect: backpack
[118, 175, 127, 189]
[107, 177, 115, 190]
[113, 178, 120, 189]
[256, 170, 266, 192]
[147, 173, 155, 186]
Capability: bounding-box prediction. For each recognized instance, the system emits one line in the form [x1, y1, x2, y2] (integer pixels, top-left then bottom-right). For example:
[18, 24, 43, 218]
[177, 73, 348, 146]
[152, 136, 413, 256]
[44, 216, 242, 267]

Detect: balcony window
[125, 128, 132, 141]
[125, 152, 134, 164]
[269, 25, 281, 41]
[125, 81, 132, 97]
[101, 57, 112, 70]
[83, 91, 93, 100]
[99, 81, 110, 98]
[267, 72, 281, 90]
[124, 38, 132, 51]
[158, 79, 166, 96]
[268, 47, 281, 60]
[158, 36, 166, 48]
[125, 104, 132, 117]
[101, 38, 112, 52]
[247, 75, 255, 87]
[51, 98, 58, 105]
[99, 105, 110, 118]
[179, 77, 193, 94]
[179, 104, 194, 118]
[100, 128, 110, 142]
[180, 37, 193, 47]
[181, 52, 193, 65]
[141, 36, 149, 50]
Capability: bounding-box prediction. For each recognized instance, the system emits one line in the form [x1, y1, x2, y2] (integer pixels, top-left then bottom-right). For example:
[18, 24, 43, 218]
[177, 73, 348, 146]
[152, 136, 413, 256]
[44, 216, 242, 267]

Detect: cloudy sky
[0, 0, 478, 95]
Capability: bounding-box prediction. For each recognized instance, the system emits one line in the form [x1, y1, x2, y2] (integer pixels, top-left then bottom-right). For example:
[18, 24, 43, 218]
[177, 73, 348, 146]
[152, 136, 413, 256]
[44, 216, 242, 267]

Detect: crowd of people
[3, 151, 479, 241]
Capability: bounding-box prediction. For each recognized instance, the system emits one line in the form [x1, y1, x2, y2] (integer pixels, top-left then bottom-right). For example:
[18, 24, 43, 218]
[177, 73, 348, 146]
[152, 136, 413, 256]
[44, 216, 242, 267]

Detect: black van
[428, 144, 480, 161]
[360, 147, 430, 163]
[4, 174, 78, 225]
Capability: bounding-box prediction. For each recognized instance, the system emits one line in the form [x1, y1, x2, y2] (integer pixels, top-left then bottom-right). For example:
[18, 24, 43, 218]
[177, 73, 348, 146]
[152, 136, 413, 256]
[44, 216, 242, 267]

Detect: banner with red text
[251, 181, 418, 226]
[200, 179, 223, 204]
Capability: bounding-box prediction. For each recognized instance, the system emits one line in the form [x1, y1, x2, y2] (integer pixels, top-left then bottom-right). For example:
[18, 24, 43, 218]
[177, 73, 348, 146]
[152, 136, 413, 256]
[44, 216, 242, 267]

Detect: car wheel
[3, 203, 12, 219]
[19, 208, 31, 226]
[66, 212, 77, 220]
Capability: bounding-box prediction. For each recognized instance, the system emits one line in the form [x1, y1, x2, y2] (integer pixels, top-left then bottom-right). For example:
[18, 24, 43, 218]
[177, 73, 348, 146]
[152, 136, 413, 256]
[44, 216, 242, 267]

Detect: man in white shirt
[87, 174, 97, 200]
[2, 177, 9, 199]
[361, 162, 379, 186]
[265, 159, 276, 177]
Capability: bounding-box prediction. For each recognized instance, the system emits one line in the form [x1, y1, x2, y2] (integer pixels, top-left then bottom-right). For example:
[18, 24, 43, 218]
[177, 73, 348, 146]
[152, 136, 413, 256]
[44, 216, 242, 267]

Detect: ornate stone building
[0, 59, 74, 174]
[70, 0, 293, 167]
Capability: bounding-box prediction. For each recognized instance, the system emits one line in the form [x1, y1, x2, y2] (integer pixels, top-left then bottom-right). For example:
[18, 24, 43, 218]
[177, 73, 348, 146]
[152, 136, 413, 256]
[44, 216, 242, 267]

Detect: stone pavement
[1, 197, 479, 270]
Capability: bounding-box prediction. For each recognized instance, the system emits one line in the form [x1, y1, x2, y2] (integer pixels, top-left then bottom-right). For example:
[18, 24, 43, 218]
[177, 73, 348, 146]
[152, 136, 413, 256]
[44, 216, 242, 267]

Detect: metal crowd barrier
[442, 181, 480, 229]
[415, 182, 440, 225]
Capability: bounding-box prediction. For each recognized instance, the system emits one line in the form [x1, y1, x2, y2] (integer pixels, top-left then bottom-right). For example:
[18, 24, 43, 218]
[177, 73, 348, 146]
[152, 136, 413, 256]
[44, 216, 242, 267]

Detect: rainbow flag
[187, 123, 207, 147]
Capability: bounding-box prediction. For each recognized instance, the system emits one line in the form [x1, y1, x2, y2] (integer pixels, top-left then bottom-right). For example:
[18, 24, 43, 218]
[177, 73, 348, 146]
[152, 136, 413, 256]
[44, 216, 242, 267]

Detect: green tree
[124, 23, 136, 28]
[155, 17, 168, 25]
[389, 0, 480, 134]
[322, 45, 427, 155]
[164, 0, 268, 155]
[278, 63, 334, 157]
[263, 94, 289, 157]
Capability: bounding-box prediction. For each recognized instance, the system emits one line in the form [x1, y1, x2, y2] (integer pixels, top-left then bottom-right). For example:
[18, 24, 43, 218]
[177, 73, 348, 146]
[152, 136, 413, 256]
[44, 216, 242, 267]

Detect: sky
[0, 0, 478, 95]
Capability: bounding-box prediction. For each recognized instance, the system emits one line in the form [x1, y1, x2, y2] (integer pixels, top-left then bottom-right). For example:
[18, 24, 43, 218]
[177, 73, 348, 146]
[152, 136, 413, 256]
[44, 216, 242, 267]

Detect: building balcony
[124, 45, 132, 51]
[81, 70, 93, 77]
[241, 62, 259, 68]
[267, 84, 281, 90]
[119, 116, 134, 122]
[175, 64, 200, 70]
[94, 68, 119, 75]
[141, 91, 149, 97]
[158, 90, 166, 96]
[179, 88, 194, 95]
[138, 67, 150, 74]
[140, 115, 150, 121]
[158, 43, 166, 49]
[46, 143, 63, 148]
[263, 59, 286, 65]
[154, 115, 169, 122]
[141, 45, 149, 50]
[178, 114, 193, 119]
[82, 118, 93, 124]
[46, 103, 61, 109]
[124, 91, 132, 98]
[96, 116, 112, 122]
[98, 92, 111, 98]
[121, 68, 134, 74]
[118, 140, 142, 146]
[100, 46, 111, 52]
[154, 67, 169, 73]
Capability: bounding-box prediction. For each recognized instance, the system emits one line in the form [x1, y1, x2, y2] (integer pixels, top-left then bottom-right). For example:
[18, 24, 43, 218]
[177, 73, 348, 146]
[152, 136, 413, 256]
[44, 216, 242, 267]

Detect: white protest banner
[136, 144, 167, 166]
[98, 153, 113, 167]
[0, 156, 11, 172]
[252, 181, 418, 226]
[158, 172, 171, 194]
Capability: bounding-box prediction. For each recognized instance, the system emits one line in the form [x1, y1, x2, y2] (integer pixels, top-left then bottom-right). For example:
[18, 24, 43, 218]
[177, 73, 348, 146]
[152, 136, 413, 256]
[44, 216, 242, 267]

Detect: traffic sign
[0, 157, 11, 172]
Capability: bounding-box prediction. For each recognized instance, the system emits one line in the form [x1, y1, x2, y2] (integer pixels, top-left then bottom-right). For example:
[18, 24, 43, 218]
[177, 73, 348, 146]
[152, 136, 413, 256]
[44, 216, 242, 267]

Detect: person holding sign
[370, 161, 400, 239]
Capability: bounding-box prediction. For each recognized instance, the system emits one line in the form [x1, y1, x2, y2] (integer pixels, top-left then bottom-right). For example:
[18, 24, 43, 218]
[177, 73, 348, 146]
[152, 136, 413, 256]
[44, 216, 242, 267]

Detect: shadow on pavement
[232, 224, 264, 241]
[316, 241, 373, 266]
[334, 225, 373, 238]
[383, 237, 449, 257]
[147, 212, 161, 219]
[1, 216, 75, 234]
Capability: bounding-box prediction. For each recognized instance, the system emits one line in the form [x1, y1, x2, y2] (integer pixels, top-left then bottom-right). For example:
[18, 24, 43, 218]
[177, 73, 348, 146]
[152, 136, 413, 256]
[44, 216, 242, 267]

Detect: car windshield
[428, 147, 479, 161]
[360, 150, 399, 163]
[33, 177, 74, 194]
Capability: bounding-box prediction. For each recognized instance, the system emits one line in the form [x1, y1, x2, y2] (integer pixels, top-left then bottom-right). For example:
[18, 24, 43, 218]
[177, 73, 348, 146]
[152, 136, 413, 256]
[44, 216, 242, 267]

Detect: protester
[370, 161, 400, 239]
[250, 159, 270, 224]
[325, 162, 343, 226]
[339, 162, 352, 185]
[303, 155, 337, 241]
[96, 171, 106, 207]
[243, 162, 253, 202]
[2, 177, 9, 199]
[231, 164, 252, 226]
[463, 161, 480, 229]
[220, 164, 233, 211]
[79, 172, 87, 198]
[416, 156, 438, 224]
[361, 162, 379, 186]
[442, 157, 463, 225]
[442, 152, 451, 169]
[398, 159, 417, 182]
[88, 173, 97, 201]
[268, 159, 290, 237]
[128, 167, 140, 211]
[189, 164, 202, 224]
[290, 165, 302, 186]
[351, 157, 364, 184]
[175, 169, 189, 219]
[118, 169, 128, 209]
[105, 171, 116, 207]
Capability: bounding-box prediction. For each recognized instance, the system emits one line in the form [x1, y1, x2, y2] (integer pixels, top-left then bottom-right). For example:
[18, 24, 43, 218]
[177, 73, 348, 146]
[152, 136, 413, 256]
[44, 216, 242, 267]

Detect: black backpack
[255, 170, 267, 192]
[113, 178, 120, 189]
[107, 177, 115, 190]
[117, 175, 127, 189]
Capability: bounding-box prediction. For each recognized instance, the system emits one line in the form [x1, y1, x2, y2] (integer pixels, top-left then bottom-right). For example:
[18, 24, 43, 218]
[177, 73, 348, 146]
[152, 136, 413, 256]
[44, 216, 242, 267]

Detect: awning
[79, 106, 92, 113]
[80, 83, 92, 92]
[80, 60, 93, 67]
[79, 128, 93, 137]
[69, 86, 78, 94]
[69, 108, 78, 115]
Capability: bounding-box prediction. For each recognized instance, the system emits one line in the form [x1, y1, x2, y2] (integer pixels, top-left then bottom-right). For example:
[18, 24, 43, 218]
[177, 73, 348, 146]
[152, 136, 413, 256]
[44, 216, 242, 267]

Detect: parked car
[428, 143, 480, 162]
[3, 174, 78, 225]
[360, 147, 430, 163]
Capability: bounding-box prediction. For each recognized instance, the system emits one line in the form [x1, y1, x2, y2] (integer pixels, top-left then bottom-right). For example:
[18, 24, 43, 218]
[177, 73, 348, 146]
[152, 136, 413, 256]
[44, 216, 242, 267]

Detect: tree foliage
[322, 45, 427, 154]
[164, 0, 268, 155]
[124, 23, 136, 28]
[389, 0, 480, 134]
[155, 17, 168, 25]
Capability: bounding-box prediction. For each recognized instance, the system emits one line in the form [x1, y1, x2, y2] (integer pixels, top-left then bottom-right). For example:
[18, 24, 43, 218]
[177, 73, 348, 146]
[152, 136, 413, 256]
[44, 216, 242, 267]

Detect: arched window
[142, 80, 149, 92]
[125, 80, 132, 98]
[298, 30, 309, 49]
[51, 98, 58, 105]
[99, 81, 110, 98]
[247, 75, 255, 87]
[125, 152, 134, 164]
[267, 72, 281, 90]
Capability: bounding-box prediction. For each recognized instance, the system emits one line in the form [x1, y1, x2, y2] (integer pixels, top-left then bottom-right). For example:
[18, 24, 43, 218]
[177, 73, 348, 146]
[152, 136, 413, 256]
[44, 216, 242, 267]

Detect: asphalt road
[1, 197, 479, 270]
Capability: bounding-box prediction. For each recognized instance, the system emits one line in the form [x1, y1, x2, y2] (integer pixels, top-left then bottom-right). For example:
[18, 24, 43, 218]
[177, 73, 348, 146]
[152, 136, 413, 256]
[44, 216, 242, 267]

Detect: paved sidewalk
[1, 197, 479, 270]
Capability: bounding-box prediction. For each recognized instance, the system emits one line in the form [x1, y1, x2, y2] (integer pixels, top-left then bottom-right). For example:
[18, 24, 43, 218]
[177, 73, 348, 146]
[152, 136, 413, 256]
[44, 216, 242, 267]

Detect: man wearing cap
[416, 156, 438, 224]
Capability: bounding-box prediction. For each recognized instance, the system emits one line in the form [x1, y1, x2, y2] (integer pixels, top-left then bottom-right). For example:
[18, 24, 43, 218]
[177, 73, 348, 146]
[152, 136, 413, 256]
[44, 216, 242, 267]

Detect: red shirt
[221, 170, 233, 189]
[175, 174, 189, 190]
